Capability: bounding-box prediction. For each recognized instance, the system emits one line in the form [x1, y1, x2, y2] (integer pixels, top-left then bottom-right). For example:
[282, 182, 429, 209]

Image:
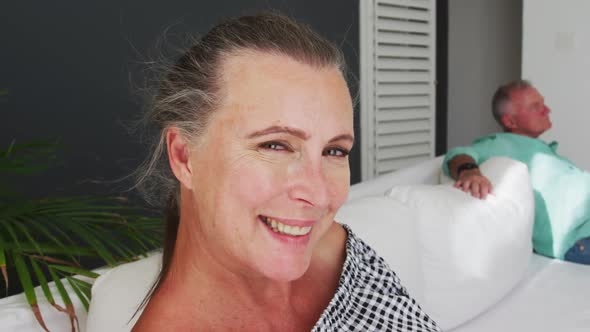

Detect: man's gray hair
[491, 79, 533, 129]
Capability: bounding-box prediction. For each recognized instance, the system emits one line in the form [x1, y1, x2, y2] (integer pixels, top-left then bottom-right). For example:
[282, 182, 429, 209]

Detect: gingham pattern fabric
[312, 225, 441, 332]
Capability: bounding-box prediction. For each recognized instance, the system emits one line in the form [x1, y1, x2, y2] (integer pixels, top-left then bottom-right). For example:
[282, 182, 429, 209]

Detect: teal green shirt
[443, 133, 590, 259]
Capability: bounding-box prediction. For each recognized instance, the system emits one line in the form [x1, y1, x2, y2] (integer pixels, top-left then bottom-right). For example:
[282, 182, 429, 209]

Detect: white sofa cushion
[0, 283, 90, 332]
[386, 157, 534, 330]
[347, 156, 444, 201]
[335, 196, 423, 302]
[86, 254, 161, 332]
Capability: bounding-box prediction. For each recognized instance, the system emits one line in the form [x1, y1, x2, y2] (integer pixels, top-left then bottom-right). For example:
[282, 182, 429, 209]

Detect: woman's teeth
[261, 216, 312, 236]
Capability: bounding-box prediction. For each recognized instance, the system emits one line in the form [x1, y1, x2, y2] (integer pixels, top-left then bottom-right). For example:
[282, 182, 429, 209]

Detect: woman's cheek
[326, 164, 350, 209]
[231, 158, 286, 204]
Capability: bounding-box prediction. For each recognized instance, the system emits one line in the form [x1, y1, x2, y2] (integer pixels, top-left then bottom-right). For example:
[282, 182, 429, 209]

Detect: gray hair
[491, 79, 533, 129]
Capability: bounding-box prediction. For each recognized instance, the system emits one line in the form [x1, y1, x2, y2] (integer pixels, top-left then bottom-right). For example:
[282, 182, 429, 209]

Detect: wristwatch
[457, 162, 479, 177]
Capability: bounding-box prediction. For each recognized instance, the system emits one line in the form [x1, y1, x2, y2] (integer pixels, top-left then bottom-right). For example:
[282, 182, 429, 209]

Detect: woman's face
[186, 51, 353, 281]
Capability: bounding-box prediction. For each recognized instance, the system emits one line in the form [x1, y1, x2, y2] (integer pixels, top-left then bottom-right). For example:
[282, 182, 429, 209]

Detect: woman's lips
[259, 215, 313, 236]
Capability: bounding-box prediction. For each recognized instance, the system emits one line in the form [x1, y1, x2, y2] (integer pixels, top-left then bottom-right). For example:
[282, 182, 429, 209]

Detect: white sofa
[2, 156, 589, 331]
[340, 156, 590, 331]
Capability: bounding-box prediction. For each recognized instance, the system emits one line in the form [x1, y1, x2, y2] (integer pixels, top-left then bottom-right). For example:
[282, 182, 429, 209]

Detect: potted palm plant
[0, 140, 162, 331]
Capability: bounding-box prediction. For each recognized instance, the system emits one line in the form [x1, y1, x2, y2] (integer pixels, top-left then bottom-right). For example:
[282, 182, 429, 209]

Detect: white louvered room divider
[359, 0, 436, 180]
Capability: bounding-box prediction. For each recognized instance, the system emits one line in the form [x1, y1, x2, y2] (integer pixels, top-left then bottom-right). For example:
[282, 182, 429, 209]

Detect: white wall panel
[523, 0, 590, 170]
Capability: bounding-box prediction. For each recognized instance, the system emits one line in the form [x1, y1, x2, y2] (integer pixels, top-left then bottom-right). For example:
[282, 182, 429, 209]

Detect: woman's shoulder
[341, 225, 408, 296]
[313, 225, 441, 332]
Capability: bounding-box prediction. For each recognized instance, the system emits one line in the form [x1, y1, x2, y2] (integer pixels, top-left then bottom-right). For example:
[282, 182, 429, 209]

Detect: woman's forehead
[206, 51, 353, 137]
[217, 52, 349, 108]
[220, 51, 338, 88]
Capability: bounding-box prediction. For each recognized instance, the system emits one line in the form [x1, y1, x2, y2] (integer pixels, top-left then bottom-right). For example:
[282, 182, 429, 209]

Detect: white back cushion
[335, 196, 423, 302]
[347, 156, 445, 201]
[0, 285, 89, 332]
[86, 254, 160, 332]
[386, 157, 534, 330]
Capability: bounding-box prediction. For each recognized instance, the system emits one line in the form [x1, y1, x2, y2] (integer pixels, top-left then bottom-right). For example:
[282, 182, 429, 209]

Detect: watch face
[457, 163, 478, 176]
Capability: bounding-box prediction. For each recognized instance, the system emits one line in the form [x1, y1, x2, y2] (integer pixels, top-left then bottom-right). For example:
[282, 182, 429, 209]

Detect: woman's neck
[135, 213, 347, 331]
[162, 219, 346, 305]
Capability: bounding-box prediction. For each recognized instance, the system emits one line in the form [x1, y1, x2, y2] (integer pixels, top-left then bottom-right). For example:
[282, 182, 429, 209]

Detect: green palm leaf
[14, 252, 49, 331]
[66, 276, 89, 312]
[0, 249, 6, 291]
[1, 140, 164, 331]
[0, 235, 8, 291]
[48, 266, 78, 332]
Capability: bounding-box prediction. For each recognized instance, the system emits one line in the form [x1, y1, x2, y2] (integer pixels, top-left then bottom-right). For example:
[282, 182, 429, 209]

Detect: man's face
[503, 87, 552, 138]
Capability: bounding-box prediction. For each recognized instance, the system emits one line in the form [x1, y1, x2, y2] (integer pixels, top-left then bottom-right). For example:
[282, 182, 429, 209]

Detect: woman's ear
[166, 128, 194, 190]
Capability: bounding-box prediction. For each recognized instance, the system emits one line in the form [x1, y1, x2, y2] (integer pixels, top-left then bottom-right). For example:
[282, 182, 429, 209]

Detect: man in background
[442, 80, 590, 264]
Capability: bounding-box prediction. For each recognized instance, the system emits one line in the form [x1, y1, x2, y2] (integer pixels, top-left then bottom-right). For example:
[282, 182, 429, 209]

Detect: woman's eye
[260, 141, 290, 151]
[324, 147, 350, 157]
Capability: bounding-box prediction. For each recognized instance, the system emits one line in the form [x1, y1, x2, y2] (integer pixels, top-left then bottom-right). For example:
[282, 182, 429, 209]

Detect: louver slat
[376, 154, 431, 175]
[376, 108, 431, 121]
[377, 142, 432, 160]
[378, 0, 431, 10]
[376, 131, 432, 148]
[377, 82, 431, 95]
[377, 31, 430, 46]
[377, 5, 431, 21]
[377, 18, 430, 34]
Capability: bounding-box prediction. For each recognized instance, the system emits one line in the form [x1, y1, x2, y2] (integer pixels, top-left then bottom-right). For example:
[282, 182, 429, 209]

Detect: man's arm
[447, 154, 492, 199]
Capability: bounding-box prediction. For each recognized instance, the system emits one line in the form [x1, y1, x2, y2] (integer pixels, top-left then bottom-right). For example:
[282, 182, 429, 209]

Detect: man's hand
[454, 169, 492, 199]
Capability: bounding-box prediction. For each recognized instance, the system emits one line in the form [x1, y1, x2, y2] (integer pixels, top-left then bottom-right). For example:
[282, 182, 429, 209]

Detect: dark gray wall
[1, 0, 361, 200]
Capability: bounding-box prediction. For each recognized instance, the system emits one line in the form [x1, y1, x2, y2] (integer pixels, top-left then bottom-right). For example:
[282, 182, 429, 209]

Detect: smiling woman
[129, 12, 441, 331]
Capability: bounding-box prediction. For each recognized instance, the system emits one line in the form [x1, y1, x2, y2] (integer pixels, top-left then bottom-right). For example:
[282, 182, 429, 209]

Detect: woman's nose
[287, 159, 330, 208]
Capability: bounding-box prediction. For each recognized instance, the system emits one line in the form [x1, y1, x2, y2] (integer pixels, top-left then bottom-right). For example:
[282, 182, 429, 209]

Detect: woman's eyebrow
[247, 125, 354, 144]
[247, 125, 309, 140]
[329, 134, 354, 144]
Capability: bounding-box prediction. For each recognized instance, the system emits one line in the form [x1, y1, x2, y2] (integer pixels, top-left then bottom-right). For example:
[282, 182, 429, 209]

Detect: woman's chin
[258, 258, 311, 282]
